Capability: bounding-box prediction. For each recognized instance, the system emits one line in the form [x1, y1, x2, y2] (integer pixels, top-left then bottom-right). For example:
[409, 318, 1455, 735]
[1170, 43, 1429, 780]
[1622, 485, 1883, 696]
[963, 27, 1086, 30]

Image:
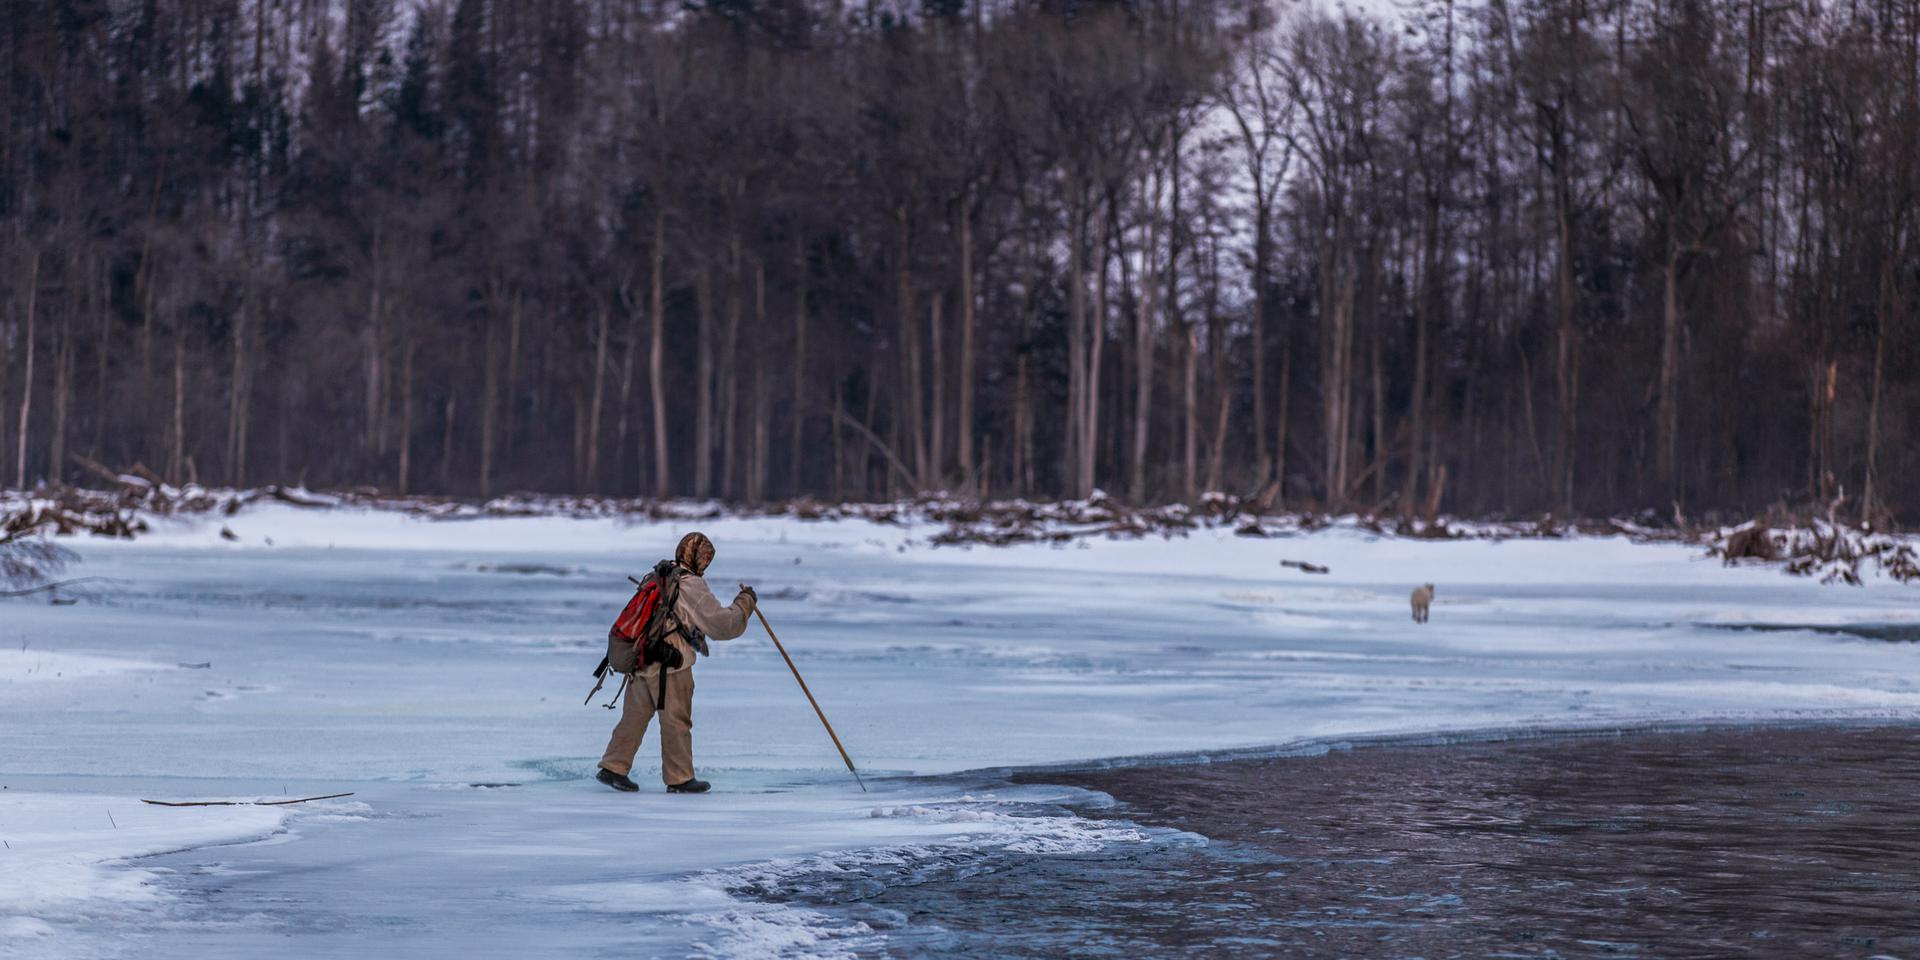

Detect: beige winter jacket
[643, 573, 754, 676]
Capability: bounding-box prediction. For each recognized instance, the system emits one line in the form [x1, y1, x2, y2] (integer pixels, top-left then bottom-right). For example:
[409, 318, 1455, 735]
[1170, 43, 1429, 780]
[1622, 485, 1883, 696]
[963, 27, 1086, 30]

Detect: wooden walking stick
[744, 585, 866, 792]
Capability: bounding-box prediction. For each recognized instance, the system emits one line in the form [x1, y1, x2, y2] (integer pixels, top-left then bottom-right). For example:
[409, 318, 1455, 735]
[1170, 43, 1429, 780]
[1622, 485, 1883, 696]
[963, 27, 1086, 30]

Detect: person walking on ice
[596, 532, 756, 794]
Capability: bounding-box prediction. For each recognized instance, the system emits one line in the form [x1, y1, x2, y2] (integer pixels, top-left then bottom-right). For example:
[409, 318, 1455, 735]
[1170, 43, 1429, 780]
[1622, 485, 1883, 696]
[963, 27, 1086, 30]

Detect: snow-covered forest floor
[3, 501, 1919, 957]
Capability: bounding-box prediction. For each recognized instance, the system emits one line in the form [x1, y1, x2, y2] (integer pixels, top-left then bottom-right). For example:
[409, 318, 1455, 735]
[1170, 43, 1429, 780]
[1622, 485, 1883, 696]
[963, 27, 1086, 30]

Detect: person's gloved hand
[737, 585, 757, 612]
[643, 636, 684, 670]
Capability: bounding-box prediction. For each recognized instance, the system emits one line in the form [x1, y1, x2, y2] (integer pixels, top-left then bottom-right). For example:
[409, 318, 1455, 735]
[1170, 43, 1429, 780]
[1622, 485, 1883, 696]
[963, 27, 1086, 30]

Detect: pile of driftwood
[3, 462, 1718, 552]
[2, 455, 340, 543]
[2, 488, 148, 541]
[922, 492, 1211, 546]
[8, 468, 1916, 587]
[1711, 519, 1919, 585]
[914, 492, 1706, 548]
[1707, 491, 1919, 586]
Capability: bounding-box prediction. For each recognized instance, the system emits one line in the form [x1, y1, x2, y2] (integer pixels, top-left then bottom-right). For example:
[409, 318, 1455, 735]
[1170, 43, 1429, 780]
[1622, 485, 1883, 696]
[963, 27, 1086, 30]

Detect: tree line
[2, 0, 1916, 522]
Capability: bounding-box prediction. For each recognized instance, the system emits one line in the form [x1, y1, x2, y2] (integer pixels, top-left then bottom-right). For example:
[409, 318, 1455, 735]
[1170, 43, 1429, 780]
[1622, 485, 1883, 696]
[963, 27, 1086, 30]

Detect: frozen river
[3, 506, 1918, 956]
[1022, 724, 1920, 958]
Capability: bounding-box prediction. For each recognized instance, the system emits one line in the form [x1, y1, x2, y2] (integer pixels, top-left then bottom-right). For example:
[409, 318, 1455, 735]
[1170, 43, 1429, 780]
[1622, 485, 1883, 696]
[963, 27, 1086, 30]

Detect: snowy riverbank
[4, 504, 1918, 956]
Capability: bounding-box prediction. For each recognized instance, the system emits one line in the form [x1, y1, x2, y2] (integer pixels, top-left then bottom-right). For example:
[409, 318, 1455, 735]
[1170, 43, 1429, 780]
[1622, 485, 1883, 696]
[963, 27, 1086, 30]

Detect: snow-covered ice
[3, 504, 1917, 956]
[0, 793, 287, 922]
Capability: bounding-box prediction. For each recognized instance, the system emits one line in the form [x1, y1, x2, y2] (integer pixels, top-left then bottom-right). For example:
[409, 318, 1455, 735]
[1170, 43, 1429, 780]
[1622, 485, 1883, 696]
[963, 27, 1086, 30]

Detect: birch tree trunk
[614, 284, 638, 492]
[1552, 194, 1577, 513]
[1167, 137, 1186, 501]
[0, 270, 10, 486]
[1251, 210, 1269, 482]
[480, 317, 499, 497]
[440, 392, 456, 493]
[750, 258, 769, 502]
[1862, 251, 1893, 525]
[860, 377, 879, 497]
[929, 292, 945, 487]
[1205, 255, 1228, 494]
[790, 233, 808, 498]
[957, 203, 976, 488]
[14, 252, 39, 489]
[227, 292, 249, 486]
[131, 221, 153, 468]
[1370, 330, 1384, 507]
[895, 205, 924, 489]
[1335, 264, 1357, 505]
[1130, 166, 1159, 504]
[650, 210, 670, 498]
[51, 299, 71, 488]
[1066, 189, 1086, 497]
[1084, 210, 1107, 498]
[1182, 326, 1198, 502]
[1320, 232, 1339, 505]
[169, 332, 185, 486]
[365, 270, 383, 456]
[1656, 242, 1681, 496]
[1014, 354, 1030, 495]
[694, 262, 713, 498]
[720, 238, 743, 500]
[1082, 204, 1113, 503]
[831, 389, 845, 500]
[1322, 233, 1353, 507]
[1401, 220, 1432, 517]
[504, 293, 523, 447]
[585, 301, 610, 490]
[1275, 342, 1291, 509]
[398, 339, 415, 494]
[1205, 348, 1229, 495]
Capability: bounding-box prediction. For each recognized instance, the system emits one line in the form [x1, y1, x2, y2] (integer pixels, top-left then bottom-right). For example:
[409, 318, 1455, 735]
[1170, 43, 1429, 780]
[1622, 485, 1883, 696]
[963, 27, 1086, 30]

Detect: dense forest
[1, 0, 1916, 522]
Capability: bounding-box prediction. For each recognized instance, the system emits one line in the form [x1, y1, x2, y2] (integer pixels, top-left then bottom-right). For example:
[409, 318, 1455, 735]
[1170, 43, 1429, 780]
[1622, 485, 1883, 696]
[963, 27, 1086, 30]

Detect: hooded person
[596, 532, 756, 793]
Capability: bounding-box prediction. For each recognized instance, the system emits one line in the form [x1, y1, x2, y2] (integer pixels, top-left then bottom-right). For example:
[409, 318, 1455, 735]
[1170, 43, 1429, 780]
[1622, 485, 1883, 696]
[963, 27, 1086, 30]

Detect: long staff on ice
[743, 585, 866, 792]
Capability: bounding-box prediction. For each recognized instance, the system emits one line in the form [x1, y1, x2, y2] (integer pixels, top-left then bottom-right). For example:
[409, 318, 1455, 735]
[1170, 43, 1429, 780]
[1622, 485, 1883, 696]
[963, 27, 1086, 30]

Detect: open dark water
[762, 726, 1920, 958]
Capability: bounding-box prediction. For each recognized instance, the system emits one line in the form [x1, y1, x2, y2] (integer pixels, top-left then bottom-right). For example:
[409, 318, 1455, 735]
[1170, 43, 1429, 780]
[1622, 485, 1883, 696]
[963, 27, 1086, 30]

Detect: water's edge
[957, 711, 1920, 779]
[741, 718, 1920, 958]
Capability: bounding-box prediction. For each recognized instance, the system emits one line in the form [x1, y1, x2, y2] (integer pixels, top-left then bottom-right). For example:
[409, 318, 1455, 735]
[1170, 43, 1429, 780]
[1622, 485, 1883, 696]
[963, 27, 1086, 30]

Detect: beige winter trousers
[598, 667, 695, 785]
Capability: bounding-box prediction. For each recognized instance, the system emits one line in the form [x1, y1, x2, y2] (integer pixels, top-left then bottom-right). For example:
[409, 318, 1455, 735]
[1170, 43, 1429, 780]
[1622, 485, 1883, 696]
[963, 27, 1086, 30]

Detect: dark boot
[596, 767, 640, 793]
[666, 777, 711, 794]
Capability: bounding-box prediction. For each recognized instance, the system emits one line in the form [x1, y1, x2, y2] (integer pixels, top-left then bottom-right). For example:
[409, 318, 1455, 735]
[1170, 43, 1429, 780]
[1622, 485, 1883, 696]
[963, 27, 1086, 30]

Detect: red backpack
[585, 559, 683, 706]
[611, 569, 670, 649]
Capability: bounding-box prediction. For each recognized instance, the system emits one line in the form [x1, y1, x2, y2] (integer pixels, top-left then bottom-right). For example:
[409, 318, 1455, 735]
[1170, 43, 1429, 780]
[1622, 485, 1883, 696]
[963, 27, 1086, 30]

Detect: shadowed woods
[1, 0, 1916, 524]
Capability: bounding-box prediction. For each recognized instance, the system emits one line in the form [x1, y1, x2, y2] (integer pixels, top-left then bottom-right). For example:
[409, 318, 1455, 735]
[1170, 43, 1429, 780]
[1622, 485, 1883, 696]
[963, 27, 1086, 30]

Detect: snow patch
[0, 648, 173, 683]
[0, 793, 287, 928]
[692, 904, 877, 960]
[0, 917, 55, 939]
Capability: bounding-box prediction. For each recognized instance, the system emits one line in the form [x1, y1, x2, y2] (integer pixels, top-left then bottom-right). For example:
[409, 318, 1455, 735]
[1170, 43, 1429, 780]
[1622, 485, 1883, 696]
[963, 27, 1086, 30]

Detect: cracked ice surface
[2, 504, 1917, 957]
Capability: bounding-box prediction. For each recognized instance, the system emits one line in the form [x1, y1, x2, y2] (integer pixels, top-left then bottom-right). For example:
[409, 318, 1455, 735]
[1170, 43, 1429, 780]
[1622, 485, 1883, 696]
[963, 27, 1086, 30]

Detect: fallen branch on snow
[0, 576, 116, 598]
[141, 792, 355, 807]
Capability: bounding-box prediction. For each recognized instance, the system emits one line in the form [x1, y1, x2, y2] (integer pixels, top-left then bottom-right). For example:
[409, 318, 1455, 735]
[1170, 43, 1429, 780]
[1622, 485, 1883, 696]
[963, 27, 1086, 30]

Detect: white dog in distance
[1410, 583, 1435, 623]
